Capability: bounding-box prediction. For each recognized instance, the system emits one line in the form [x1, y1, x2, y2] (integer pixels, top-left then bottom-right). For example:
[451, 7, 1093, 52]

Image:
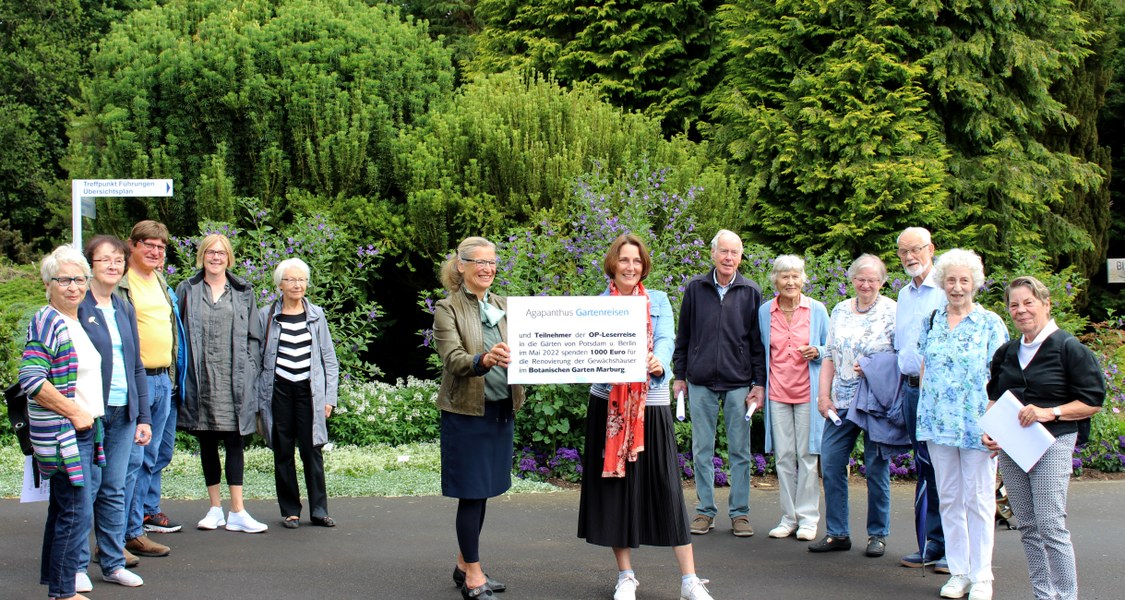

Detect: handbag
[4, 381, 34, 456]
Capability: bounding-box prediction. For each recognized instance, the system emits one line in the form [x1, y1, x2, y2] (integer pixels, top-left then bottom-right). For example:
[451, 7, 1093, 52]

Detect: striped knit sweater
[18, 305, 105, 485]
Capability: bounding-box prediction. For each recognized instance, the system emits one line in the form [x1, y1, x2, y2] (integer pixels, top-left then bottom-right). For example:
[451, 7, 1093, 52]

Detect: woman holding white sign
[433, 236, 525, 600]
[577, 233, 716, 600]
[983, 276, 1104, 600]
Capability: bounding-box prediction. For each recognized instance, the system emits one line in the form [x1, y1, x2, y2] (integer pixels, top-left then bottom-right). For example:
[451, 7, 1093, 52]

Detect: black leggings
[455, 498, 488, 563]
[195, 430, 245, 486]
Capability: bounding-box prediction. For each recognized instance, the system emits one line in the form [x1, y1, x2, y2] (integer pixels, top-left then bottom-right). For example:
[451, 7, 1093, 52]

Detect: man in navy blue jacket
[672, 230, 766, 538]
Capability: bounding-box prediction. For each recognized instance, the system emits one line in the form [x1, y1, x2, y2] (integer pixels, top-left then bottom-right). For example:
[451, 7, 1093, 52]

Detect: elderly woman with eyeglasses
[810, 254, 897, 558]
[18, 246, 105, 600]
[175, 233, 266, 533]
[433, 236, 525, 600]
[256, 258, 340, 529]
[758, 255, 829, 542]
[915, 249, 1008, 600]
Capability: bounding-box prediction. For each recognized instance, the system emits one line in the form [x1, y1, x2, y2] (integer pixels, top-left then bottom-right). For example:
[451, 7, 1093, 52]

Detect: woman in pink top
[757, 255, 830, 542]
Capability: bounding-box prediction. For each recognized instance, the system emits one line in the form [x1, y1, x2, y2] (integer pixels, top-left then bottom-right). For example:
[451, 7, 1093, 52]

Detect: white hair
[897, 227, 932, 246]
[933, 248, 986, 290]
[710, 229, 742, 252]
[768, 255, 808, 288]
[273, 257, 311, 287]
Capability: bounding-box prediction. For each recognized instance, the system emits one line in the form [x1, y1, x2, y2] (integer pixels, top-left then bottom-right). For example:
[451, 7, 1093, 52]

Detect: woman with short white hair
[759, 255, 828, 542]
[916, 248, 1008, 600]
[257, 257, 340, 528]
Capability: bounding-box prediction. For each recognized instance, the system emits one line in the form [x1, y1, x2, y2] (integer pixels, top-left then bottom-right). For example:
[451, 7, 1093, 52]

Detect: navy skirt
[577, 394, 691, 548]
[440, 398, 515, 499]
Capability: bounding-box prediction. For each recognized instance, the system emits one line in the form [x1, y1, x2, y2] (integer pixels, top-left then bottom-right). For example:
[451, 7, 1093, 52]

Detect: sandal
[282, 517, 300, 529]
[311, 515, 336, 527]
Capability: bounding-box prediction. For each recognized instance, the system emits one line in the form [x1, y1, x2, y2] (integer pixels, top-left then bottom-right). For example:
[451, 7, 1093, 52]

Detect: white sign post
[507, 296, 648, 385]
[1109, 258, 1125, 284]
[71, 179, 174, 248]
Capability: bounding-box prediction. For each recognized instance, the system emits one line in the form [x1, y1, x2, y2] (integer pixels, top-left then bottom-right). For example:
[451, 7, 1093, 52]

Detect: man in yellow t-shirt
[117, 220, 183, 559]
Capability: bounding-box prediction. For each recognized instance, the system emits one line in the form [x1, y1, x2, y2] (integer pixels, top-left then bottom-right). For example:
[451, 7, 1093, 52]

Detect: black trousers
[272, 377, 328, 519]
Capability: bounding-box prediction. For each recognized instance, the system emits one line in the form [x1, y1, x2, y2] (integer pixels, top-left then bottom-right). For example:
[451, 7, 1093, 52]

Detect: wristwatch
[1052, 407, 1062, 421]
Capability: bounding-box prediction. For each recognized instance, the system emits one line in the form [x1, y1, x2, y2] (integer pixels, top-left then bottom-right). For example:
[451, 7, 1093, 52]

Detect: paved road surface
[2, 480, 1122, 599]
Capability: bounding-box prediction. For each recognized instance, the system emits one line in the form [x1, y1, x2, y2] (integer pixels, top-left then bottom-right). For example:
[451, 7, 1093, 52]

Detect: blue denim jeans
[820, 409, 891, 538]
[688, 383, 751, 519]
[127, 372, 173, 539]
[41, 426, 95, 599]
[900, 379, 945, 557]
[78, 405, 135, 574]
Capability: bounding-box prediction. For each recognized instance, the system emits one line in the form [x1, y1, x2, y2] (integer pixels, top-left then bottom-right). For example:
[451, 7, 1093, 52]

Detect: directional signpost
[71, 179, 174, 247]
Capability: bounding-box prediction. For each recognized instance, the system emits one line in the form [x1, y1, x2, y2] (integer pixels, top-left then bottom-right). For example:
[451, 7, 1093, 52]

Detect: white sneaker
[796, 526, 817, 541]
[681, 577, 714, 600]
[940, 575, 973, 599]
[968, 581, 993, 600]
[102, 567, 144, 587]
[76, 571, 93, 593]
[197, 506, 226, 530]
[768, 523, 796, 538]
[225, 509, 268, 533]
[613, 573, 638, 600]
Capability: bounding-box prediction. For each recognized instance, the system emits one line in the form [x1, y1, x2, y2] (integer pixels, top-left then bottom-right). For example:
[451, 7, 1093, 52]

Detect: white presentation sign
[71, 179, 175, 248]
[507, 296, 648, 384]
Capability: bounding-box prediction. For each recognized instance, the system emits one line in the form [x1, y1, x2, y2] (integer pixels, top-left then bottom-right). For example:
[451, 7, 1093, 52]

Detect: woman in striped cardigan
[19, 246, 106, 600]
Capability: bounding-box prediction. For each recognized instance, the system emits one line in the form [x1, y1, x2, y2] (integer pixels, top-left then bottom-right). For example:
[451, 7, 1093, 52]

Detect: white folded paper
[676, 390, 686, 421]
[744, 402, 758, 421]
[978, 390, 1056, 472]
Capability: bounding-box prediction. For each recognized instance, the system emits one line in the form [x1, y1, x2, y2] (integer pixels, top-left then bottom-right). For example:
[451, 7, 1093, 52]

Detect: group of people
[434, 227, 1105, 600]
[18, 221, 340, 600]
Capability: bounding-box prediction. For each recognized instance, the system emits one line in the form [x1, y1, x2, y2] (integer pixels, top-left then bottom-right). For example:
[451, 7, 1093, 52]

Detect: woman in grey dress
[176, 234, 266, 533]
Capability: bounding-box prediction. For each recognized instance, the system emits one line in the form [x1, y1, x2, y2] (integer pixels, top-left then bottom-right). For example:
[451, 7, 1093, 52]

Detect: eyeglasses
[204, 249, 228, 258]
[138, 240, 167, 254]
[51, 276, 88, 288]
[460, 257, 498, 268]
[896, 243, 931, 258]
[715, 248, 743, 258]
[281, 277, 308, 285]
[852, 277, 882, 286]
[92, 258, 125, 267]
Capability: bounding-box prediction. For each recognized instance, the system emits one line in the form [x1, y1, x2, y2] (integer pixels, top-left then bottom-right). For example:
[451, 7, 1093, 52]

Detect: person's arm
[671, 284, 693, 398]
[320, 313, 340, 416]
[18, 318, 94, 430]
[746, 289, 767, 406]
[433, 298, 485, 377]
[649, 292, 675, 385]
[817, 356, 835, 418]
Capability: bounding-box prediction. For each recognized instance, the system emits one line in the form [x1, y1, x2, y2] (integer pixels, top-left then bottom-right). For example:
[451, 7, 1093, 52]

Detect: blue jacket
[79, 293, 152, 425]
[848, 351, 911, 453]
[672, 269, 766, 391]
[589, 287, 674, 396]
[759, 297, 829, 455]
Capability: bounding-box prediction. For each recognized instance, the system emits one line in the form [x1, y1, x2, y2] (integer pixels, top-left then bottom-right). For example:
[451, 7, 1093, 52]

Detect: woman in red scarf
[577, 234, 716, 600]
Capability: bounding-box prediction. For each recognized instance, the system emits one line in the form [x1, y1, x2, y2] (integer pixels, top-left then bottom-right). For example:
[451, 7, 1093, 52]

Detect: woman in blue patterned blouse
[916, 249, 1008, 600]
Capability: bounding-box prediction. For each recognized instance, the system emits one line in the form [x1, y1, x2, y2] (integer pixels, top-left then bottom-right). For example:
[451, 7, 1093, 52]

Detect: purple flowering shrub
[514, 446, 584, 482]
[169, 200, 385, 378]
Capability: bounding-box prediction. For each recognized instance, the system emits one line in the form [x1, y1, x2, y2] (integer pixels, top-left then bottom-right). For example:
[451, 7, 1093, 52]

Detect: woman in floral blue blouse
[916, 249, 1008, 600]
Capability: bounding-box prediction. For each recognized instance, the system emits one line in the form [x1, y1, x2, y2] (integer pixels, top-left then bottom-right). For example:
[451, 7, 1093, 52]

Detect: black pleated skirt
[577, 394, 691, 548]
[440, 398, 515, 499]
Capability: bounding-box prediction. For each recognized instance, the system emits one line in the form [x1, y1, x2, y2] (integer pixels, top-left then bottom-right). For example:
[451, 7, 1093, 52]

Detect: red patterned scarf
[602, 282, 654, 478]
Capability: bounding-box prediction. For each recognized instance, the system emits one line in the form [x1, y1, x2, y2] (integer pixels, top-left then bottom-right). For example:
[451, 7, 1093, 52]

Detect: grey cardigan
[256, 299, 340, 447]
[175, 270, 262, 435]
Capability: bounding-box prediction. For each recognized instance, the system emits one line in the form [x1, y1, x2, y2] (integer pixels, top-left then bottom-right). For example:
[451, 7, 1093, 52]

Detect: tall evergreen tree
[471, 0, 725, 136]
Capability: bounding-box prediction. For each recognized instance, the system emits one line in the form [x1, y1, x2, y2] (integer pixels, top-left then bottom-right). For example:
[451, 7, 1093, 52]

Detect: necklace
[855, 297, 877, 314]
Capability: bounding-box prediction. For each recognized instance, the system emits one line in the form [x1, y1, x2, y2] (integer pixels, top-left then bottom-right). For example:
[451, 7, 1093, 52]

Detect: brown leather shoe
[125, 535, 170, 557]
[92, 545, 141, 568]
[732, 516, 755, 537]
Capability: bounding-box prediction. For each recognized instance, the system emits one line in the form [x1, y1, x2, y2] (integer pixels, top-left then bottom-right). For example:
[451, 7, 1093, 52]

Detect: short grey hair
[1004, 275, 1051, 306]
[847, 253, 888, 284]
[273, 258, 311, 287]
[40, 245, 92, 302]
[710, 229, 742, 252]
[897, 227, 932, 246]
[933, 248, 985, 291]
[769, 254, 808, 288]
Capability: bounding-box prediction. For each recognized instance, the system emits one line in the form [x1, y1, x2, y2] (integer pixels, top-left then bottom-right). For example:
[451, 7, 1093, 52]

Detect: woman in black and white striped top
[256, 258, 340, 529]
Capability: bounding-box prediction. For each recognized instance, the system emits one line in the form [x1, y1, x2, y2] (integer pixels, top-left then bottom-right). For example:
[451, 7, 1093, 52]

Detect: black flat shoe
[311, 515, 336, 527]
[808, 535, 852, 552]
[282, 517, 299, 529]
[453, 567, 506, 593]
[865, 536, 886, 557]
[461, 582, 495, 599]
